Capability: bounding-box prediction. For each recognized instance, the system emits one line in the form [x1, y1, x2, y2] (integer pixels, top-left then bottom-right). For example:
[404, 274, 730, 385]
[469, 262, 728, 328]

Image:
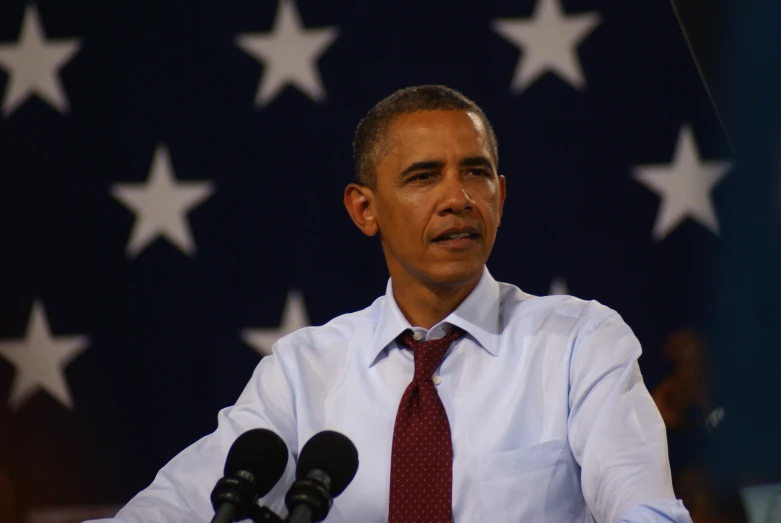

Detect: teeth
[441, 232, 471, 240]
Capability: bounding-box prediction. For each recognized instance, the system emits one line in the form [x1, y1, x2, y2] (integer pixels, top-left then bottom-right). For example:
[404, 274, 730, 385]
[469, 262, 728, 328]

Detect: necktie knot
[398, 326, 464, 381]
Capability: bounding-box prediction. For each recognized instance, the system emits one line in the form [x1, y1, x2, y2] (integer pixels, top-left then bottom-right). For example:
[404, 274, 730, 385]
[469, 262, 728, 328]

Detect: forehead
[382, 110, 491, 163]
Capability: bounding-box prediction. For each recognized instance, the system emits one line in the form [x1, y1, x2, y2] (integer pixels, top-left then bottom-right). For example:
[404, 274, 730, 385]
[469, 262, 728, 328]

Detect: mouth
[431, 226, 481, 249]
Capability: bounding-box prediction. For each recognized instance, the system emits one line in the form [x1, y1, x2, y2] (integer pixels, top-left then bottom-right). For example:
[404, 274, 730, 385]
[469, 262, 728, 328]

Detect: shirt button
[432, 375, 442, 385]
[413, 332, 423, 341]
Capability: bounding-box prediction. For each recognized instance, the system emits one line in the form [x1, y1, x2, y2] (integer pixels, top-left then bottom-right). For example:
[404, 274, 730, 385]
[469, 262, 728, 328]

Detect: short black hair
[352, 85, 499, 188]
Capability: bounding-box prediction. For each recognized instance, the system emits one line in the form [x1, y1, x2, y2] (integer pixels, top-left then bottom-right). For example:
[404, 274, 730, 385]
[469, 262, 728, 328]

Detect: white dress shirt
[93, 268, 691, 522]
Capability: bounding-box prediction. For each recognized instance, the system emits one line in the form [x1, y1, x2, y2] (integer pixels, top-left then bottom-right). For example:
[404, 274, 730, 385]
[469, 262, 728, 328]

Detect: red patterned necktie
[388, 326, 464, 523]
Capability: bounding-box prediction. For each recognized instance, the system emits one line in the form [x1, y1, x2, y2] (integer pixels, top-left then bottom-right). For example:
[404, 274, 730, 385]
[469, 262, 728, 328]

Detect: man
[93, 85, 691, 522]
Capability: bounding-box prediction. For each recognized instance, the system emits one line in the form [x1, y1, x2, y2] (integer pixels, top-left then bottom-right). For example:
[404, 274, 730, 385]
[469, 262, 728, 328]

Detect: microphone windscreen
[296, 430, 359, 496]
[225, 428, 289, 497]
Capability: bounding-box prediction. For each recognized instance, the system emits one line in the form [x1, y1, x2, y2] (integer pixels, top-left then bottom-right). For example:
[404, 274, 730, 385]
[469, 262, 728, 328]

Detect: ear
[497, 175, 507, 226]
[344, 183, 379, 236]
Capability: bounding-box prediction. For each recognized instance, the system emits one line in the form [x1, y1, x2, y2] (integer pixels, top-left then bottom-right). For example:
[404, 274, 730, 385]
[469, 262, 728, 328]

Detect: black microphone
[285, 431, 359, 523]
[210, 428, 289, 523]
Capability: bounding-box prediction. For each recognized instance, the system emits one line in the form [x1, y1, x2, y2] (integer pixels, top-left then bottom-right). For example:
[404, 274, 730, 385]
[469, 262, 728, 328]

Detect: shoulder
[270, 295, 383, 360]
[496, 281, 620, 337]
[495, 282, 640, 368]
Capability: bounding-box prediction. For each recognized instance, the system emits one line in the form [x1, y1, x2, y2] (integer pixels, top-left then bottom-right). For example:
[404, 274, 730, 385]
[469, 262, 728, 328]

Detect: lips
[431, 225, 480, 242]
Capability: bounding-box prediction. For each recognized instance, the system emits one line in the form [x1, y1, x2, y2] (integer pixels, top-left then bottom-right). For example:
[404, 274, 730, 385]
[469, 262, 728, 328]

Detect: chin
[424, 261, 484, 289]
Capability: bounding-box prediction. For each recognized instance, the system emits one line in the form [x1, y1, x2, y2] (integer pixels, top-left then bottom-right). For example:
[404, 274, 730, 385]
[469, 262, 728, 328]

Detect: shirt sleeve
[87, 352, 298, 523]
[567, 310, 692, 523]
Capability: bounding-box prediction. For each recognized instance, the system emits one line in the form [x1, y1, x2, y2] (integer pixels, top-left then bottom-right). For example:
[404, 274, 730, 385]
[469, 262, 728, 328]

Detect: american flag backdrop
[1, 0, 779, 520]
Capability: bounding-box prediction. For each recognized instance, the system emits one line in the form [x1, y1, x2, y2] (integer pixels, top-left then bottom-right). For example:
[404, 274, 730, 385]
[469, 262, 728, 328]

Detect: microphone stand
[249, 505, 285, 523]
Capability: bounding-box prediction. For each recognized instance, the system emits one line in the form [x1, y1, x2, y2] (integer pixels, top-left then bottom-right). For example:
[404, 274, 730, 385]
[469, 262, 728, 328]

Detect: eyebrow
[399, 160, 445, 178]
[460, 156, 495, 171]
[398, 156, 495, 178]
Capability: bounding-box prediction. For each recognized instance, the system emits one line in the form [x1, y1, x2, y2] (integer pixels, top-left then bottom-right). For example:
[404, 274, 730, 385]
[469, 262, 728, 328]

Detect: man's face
[369, 109, 506, 289]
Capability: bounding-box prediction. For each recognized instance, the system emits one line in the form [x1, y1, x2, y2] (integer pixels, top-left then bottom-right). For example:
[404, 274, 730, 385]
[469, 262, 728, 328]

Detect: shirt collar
[368, 267, 501, 367]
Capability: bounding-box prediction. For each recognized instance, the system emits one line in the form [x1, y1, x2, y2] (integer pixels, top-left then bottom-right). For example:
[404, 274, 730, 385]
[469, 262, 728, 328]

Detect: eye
[465, 168, 490, 177]
[408, 172, 435, 182]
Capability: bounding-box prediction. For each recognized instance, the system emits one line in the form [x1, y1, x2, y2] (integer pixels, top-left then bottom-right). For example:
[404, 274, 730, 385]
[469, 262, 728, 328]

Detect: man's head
[344, 85, 506, 292]
[353, 85, 499, 188]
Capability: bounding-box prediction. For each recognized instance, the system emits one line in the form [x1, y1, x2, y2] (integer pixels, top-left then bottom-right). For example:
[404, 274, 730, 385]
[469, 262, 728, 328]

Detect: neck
[391, 272, 481, 329]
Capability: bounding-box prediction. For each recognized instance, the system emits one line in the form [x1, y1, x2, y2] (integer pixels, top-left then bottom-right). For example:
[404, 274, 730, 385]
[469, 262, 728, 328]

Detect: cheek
[471, 183, 501, 217]
[380, 196, 429, 244]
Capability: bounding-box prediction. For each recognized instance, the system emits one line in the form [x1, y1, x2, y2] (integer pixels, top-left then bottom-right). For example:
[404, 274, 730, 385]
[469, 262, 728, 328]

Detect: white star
[242, 290, 310, 356]
[235, 0, 339, 106]
[111, 145, 214, 257]
[0, 300, 89, 410]
[493, 0, 600, 93]
[0, 5, 80, 115]
[633, 124, 732, 241]
[549, 276, 569, 295]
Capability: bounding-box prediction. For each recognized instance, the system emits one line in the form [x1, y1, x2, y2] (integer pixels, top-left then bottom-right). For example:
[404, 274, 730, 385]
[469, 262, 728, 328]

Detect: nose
[439, 171, 473, 215]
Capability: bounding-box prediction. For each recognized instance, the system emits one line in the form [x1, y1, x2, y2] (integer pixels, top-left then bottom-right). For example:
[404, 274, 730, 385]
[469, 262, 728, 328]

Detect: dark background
[0, 0, 779, 520]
